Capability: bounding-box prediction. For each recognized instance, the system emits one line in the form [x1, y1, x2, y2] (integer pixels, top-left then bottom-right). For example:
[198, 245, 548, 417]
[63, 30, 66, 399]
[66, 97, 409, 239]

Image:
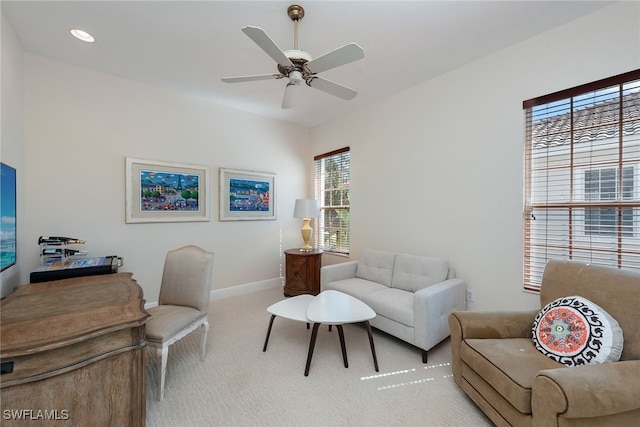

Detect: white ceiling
[2, 1, 614, 128]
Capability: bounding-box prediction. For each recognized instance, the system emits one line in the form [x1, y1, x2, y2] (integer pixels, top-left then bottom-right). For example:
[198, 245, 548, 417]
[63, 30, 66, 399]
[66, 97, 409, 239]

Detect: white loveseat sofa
[321, 248, 466, 362]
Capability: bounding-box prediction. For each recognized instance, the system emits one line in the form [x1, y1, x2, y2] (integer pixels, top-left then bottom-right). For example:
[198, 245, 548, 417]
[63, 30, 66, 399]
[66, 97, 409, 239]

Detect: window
[314, 147, 350, 254]
[584, 166, 634, 237]
[523, 70, 640, 291]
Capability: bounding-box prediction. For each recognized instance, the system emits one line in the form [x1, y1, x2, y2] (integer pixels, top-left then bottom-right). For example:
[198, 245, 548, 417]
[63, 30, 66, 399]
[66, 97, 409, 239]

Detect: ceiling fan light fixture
[288, 70, 303, 85]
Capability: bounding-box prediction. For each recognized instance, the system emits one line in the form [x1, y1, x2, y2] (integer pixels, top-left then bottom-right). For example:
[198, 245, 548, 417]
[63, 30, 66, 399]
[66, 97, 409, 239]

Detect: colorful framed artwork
[125, 157, 210, 223]
[219, 168, 276, 221]
[1, 162, 17, 271]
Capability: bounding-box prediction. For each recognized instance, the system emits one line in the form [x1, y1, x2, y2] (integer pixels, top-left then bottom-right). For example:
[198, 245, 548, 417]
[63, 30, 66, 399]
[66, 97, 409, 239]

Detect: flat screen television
[1, 162, 17, 271]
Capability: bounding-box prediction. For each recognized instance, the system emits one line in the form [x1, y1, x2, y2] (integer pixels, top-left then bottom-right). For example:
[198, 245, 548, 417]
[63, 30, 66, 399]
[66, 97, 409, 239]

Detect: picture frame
[125, 157, 210, 223]
[1, 162, 17, 271]
[219, 168, 276, 221]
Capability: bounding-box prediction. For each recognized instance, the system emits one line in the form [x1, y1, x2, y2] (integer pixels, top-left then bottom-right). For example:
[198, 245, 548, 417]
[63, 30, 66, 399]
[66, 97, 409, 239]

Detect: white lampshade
[293, 199, 319, 219]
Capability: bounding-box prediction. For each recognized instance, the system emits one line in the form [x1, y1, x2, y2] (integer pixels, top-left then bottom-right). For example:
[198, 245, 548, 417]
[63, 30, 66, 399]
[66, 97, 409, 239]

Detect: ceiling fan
[221, 4, 364, 109]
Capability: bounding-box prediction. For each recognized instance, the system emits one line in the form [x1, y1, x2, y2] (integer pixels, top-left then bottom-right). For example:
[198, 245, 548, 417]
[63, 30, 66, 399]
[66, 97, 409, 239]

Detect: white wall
[7, 3, 639, 307]
[310, 2, 640, 311]
[21, 54, 310, 301]
[1, 11, 25, 297]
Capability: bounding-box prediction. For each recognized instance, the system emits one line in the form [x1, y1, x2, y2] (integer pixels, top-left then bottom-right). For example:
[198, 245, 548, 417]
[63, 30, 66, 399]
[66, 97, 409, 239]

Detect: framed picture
[1, 162, 17, 271]
[219, 168, 276, 221]
[125, 157, 210, 223]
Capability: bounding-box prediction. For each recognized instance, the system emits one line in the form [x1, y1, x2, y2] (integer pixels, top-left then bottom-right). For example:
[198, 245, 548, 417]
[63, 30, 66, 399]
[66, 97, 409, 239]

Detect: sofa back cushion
[540, 260, 640, 361]
[391, 254, 449, 292]
[355, 249, 396, 286]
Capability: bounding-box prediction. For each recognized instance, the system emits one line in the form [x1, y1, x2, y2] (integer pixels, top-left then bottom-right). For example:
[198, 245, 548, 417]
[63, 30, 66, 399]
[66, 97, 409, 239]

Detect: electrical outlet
[466, 289, 476, 303]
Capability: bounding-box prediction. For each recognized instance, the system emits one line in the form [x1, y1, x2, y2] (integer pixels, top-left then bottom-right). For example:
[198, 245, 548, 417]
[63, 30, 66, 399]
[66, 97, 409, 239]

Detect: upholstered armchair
[449, 260, 640, 426]
[146, 245, 215, 401]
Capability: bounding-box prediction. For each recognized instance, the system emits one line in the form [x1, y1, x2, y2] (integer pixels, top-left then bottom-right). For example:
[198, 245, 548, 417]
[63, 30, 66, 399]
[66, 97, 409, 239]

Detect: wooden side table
[284, 248, 323, 296]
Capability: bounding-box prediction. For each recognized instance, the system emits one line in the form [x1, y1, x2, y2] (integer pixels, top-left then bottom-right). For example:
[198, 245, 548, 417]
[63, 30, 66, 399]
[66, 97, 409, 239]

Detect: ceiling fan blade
[306, 43, 364, 74]
[221, 74, 282, 83]
[308, 77, 358, 100]
[242, 26, 294, 67]
[281, 83, 300, 109]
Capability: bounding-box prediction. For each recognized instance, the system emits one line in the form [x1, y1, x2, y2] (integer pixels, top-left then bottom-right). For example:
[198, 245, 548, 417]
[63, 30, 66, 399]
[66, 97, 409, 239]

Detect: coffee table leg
[263, 315, 276, 352]
[363, 321, 379, 372]
[336, 325, 348, 368]
[305, 323, 321, 376]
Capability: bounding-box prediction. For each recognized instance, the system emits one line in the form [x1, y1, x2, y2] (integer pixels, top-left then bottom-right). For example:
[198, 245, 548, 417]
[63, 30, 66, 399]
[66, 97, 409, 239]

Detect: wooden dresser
[0, 273, 149, 426]
[283, 248, 323, 296]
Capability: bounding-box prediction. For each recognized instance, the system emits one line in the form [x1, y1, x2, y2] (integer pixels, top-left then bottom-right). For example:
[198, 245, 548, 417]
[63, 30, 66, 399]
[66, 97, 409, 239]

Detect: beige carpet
[145, 286, 492, 426]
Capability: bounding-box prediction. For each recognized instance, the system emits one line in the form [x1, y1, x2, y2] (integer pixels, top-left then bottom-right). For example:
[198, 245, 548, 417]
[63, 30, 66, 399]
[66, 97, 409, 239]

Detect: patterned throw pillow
[532, 295, 624, 366]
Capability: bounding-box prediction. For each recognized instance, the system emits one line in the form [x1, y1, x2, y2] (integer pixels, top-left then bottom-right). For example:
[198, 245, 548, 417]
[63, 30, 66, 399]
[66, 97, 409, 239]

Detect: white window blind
[523, 70, 640, 291]
[314, 147, 350, 254]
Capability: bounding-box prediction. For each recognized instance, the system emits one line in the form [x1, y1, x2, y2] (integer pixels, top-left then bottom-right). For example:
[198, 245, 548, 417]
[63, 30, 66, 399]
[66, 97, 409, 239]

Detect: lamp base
[299, 218, 313, 253]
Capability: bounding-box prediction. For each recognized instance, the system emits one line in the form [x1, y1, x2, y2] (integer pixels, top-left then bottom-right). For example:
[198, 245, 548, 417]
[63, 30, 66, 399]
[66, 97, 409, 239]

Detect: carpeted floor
[145, 286, 491, 426]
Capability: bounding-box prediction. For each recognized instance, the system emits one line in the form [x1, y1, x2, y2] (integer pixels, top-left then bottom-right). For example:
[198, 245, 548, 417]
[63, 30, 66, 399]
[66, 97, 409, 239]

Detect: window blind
[523, 70, 640, 291]
[314, 147, 350, 254]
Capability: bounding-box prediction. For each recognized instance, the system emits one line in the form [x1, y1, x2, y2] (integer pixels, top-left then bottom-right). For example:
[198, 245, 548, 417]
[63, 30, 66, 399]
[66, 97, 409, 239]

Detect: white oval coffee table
[263, 290, 379, 376]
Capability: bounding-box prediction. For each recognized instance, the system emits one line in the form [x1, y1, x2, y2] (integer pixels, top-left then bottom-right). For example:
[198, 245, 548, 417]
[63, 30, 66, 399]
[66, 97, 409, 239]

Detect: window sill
[321, 250, 350, 258]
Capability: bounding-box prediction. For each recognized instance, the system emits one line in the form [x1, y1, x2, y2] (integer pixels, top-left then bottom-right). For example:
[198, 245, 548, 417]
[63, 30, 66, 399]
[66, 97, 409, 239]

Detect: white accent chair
[146, 245, 214, 401]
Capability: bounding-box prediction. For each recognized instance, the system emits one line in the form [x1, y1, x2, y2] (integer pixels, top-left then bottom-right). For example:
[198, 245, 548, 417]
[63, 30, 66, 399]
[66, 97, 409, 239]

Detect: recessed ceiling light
[70, 29, 95, 43]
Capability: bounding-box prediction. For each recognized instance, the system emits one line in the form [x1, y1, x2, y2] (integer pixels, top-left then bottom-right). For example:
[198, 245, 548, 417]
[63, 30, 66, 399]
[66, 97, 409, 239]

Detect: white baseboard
[144, 277, 283, 309]
[211, 277, 283, 301]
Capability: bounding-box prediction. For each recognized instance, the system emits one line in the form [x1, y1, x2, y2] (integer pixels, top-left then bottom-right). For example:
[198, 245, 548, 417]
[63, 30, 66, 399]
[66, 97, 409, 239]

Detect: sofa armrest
[320, 261, 358, 290]
[532, 360, 640, 426]
[448, 309, 538, 385]
[414, 278, 466, 351]
[449, 309, 539, 340]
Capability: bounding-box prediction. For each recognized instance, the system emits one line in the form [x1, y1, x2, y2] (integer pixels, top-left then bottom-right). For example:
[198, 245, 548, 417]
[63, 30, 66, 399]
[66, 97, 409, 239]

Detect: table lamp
[293, 199, 320, 251]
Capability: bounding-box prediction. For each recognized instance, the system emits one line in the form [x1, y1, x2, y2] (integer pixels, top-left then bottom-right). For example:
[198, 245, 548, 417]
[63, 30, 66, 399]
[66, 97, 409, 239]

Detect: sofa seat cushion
[461, 338, 562, 414]
[362, 288, 414, 327]
[355, 249, 396, 286]
[324, 277, 388, 300]
[391, 254, 449, 292]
